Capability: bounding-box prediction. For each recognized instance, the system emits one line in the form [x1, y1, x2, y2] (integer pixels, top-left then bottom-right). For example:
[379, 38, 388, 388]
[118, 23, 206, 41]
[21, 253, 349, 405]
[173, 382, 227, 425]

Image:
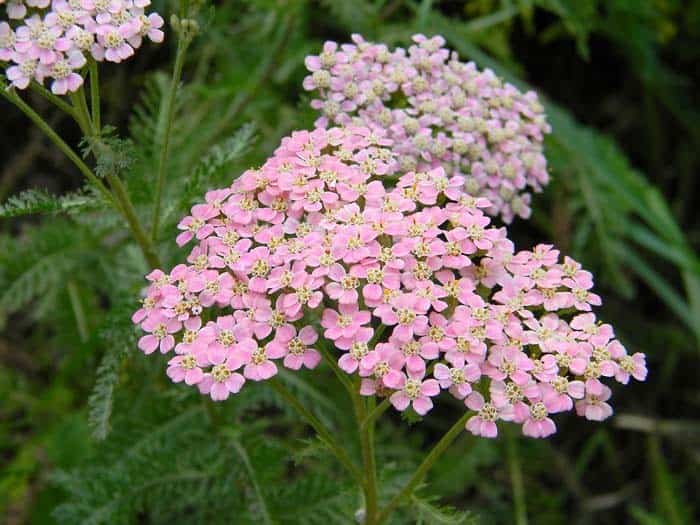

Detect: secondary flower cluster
[133, 127, 646, 438]
[0, 0, 163, 94]
[304, 34, 551, 223]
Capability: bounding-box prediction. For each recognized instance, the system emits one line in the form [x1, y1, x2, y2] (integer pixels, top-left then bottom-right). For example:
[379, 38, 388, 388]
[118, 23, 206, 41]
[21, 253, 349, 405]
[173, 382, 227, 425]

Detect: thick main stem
[151, 35, 190, 240]
[375, 411, 472, 524]
[268, 378, 364, 486]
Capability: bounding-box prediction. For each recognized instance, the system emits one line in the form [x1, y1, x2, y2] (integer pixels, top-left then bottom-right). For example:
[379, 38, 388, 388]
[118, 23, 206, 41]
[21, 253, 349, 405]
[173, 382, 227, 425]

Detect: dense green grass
[1, 1, 699, 523]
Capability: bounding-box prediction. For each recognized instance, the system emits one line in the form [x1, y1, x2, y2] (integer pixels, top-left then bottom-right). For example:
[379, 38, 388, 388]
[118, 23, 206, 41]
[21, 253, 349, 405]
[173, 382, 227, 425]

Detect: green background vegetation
[1, 0, 699, 523]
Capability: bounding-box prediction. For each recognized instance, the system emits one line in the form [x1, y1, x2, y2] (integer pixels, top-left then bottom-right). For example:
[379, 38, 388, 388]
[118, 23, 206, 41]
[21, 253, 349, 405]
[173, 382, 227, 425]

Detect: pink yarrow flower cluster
[1, 0, 163, 94]
[303, 34, 551, 223]
[132, 126, 646, 438]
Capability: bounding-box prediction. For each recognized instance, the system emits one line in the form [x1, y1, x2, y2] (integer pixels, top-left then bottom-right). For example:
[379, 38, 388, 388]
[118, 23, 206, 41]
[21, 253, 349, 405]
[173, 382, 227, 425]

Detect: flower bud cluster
[133, 127, 646, 438]
[303, 34, 551, 223]
[1, 0, 163, 94]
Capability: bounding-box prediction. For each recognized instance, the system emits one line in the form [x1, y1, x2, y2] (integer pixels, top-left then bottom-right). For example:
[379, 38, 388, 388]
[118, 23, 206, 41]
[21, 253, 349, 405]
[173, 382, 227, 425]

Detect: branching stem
[1, 88, 113, 206]
[268, 378, 364, 487]
[375, 411, 472, 524]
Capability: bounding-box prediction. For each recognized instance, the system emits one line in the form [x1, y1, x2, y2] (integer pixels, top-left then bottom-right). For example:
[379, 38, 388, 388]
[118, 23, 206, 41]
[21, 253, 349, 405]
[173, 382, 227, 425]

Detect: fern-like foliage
[158, 124, 257, 229]
[0, 187, 103, 218]
[320, 0, 378, 34]
[0, 220, 94, 319]
[412, 496, 479, 525]
[82, 132, 137, 180]
[87, 344, 129, 440]
[180, 123, 256, 207]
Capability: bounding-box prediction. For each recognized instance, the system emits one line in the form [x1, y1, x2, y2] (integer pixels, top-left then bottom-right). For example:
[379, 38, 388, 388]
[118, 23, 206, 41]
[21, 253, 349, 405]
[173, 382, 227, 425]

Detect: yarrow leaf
[0, 187, 103, 218]
[87, 344, 129, 440]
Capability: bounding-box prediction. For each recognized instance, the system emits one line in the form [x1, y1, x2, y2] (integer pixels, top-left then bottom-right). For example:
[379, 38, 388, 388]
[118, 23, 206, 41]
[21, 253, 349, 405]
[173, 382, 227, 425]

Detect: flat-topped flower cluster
[0, 0, 163, 94]
[133, 126, 646, 438]
[304, 34, 551, 223]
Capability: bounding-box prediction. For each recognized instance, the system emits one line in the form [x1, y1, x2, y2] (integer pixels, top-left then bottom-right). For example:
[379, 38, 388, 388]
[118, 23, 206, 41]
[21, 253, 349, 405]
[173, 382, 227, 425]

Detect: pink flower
[465, 392, 502, 438]
[541, 378, 584, 413]
[6, 56, 42, 89]
[575, 385, 614, 421]
[325, 263, 360, 304]
[266, 325, 321, 370]
[375, 293, 428, 342]
[93, 25, 135, 63]
[198, 362, 245, 401]
[389, 371, 440, 416]
[321, 304, 371, 341]
[167, 352, 205, 385]
[358, 344, 404, 388]
[521, 402, 556, 438]
[241, 339, 281, 381]
[280, 270, 323, 315]
[433, 363, 479, 399]
[138, 312, 181, 354]
[177, 204, 219, 246]
[49, 51, 86, 94]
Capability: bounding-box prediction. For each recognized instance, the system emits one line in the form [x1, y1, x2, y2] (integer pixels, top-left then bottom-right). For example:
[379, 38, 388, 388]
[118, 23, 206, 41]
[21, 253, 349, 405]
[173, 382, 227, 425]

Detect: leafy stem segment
[268, 378, 364, 487]
[2, 85, 160, 268]
[375, 411, 472, 524]
[73, 85, 161, 269]
[1, 88, 114, 206]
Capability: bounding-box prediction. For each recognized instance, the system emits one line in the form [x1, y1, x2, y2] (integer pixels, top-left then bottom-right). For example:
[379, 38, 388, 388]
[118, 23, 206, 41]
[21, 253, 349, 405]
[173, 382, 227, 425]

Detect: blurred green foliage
[1, 0, 699, 523]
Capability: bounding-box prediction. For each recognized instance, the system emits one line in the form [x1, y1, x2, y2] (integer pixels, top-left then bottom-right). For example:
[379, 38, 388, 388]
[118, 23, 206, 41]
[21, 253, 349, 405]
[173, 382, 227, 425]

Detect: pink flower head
[131, 123, 645, 440]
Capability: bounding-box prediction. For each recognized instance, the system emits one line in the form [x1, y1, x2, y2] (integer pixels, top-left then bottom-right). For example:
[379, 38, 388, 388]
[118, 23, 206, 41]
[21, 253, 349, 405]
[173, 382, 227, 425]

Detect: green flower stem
[1, 88, 114, 206]
[361, 398, 391, 431]
[357, 395, 379, 524]
[89, 59, 101, 131]
[29, 81, 77, 119]
[315, 338, 379, 520]
[75, 85, 161, 269]
[231, 437, 274, 525]
[316, 338, 356, 396]
[506, 427, 528, 525]
[106, 173, 161, 268]
[150, 33, 191, 241]
[375, 411, 472, 524]
[70, 89, 93, 134]
[5, 86, 160, 268]
[268, 378, 364, 487]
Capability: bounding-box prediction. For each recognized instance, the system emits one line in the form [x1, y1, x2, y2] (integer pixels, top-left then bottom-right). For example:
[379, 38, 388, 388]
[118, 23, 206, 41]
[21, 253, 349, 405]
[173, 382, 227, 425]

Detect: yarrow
[303, 34, 551, 223]
[132, 125, 646, 439]
[0, 0, 163, 94]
